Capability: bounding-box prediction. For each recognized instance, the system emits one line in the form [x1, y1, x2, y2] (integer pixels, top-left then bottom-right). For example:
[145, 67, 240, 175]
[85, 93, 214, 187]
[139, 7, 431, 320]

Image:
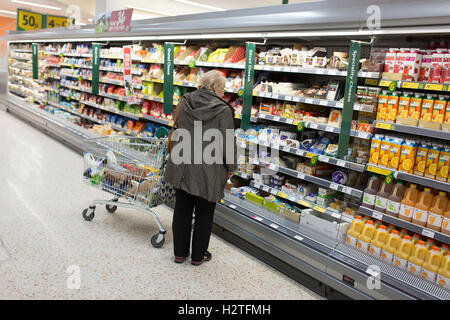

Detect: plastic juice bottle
[409, 93, 423, 121]
[388, 137, 404, 170]
[407, 240, 428, 276]
[412, 233, 422, 244]
[358, 220, 376, 253]
[386, 181, 406, 218]
[441, 244, 449, 257]
[427, 191, 447, 231]
[399, 228, 409, 238]
[399, 140, 417, 174]
[414, 142, 430, 177]
[393, 235, 414, 270]
[387, 224, 396, 233]
[379, 137, 392, 169]
[422, 246, 444, 283]
[381, 230, 402, 264]
[413, 188, 434, 227]
[369, 135, 383, 165]
[374, 220, 383, 228]
[377, 91, 389, 121]
[426, 238, 436, 251]
[420, 95, 435, 122]
[400, 184, 420, 222]
[398, 93, 412, 119]
[346, 216, 365, 249]
[369, 225, 389, 258]
[362, 174, 381, 209]
[442, 201, 450, 235]
[436, 145, 450, 182]
[432, 97, 446, 126]
[425, 144, 441, 180]
[436, 252, 450, 289]
[386, 92, 400, 123]
[375, 180, 393, 213]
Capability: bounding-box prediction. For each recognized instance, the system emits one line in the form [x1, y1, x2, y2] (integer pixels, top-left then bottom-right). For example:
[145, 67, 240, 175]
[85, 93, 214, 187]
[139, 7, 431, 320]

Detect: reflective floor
[0, 108, 323, 300]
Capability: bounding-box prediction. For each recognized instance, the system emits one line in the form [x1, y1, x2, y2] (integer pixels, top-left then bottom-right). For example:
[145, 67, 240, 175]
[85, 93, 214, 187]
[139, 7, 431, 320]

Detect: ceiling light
[124, 5, 175, 16]
[174, 0, 225, 11]
[11, 0, 61, 10]
[0, 9, 17, 15]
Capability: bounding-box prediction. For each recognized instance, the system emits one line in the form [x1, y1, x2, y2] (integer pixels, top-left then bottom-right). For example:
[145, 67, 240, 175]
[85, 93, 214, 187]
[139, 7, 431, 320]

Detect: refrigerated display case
[3, 0, 450, 300]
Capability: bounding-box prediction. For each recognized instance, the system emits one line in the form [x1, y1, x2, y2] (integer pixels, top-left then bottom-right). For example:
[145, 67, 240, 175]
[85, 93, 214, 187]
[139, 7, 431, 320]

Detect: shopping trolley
[81, 130, 170, 248]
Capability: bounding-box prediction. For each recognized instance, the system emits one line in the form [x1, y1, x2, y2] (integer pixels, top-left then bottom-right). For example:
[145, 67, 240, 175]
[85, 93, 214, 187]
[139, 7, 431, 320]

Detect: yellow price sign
[424, 83, 444, 91]
[277, 192, 287, 199]
[367, 165, 392, 176]
[375, 122, 394, 130]
[402, 82, 420, 89]
[313, 206, 326, 213]
[47, 15, 75, 29]
[17, 9, 44, 31]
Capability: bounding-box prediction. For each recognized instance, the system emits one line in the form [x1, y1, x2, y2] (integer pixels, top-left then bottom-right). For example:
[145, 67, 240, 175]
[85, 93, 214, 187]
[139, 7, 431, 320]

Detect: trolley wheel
[82, 208, 95, 221]
[151, 233, 165, 248]
[105, 205, 117, 213]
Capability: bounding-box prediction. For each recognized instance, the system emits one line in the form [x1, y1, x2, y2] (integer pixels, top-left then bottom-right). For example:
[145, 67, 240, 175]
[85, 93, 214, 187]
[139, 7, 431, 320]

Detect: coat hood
[182, 88, 234, 121]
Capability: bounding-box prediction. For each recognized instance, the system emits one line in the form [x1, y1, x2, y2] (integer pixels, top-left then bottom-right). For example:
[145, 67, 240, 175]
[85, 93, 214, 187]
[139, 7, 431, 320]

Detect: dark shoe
[191, 251, 212, 266]
[174, 256, 186, 264]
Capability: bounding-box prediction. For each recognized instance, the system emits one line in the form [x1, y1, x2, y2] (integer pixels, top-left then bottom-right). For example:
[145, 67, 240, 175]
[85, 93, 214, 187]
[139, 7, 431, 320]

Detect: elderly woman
[164, 70, 237, 266]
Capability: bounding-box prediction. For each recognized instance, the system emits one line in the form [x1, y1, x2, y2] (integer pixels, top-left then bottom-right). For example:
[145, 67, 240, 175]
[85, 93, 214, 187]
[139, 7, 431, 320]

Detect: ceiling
[0, 0, 319, 24]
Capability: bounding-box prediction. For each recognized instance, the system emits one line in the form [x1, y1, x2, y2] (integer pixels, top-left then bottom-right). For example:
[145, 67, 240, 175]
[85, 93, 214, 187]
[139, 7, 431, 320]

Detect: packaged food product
[362, 174, 381, 209]
[375, 180, 393, 213]
[397, 93, 412, 120]
[428, 49, 446, 83]
[327, 110, 341, 127]
[388, 137, 404, 170]
[407, 240, 428, 276]
[377, 91, 389, 121]
[436, 252, 450, 290]
[386, 181, 405, 218]
[432, 96, 447, 126]
[381, 230, 402, 264]
[399, 140, 417, 174]
[413, 187, 434, 227]
[369, 225, 389, 258]
[422, 246, 444, 283]
[420, 95, 435, 122]
[402, 49, 422, 81]
[393, 235, 414, 270]
[427, 191, 447, 232]
[419, 51, 433, 82]
[424, 144, 441, 179]
[441, 52, 450, 84]
[384, 48, 398, 73]
[413, 142, 430, 177]
[436, 146, 450, 182]
[357, 220, 376, 253]
[346, 216, 365, 248]
[369, 134, 383, 165]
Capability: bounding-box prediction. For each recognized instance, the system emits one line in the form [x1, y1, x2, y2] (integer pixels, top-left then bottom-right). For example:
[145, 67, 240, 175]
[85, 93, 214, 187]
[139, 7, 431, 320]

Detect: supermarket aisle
[0, 109, 323, 300]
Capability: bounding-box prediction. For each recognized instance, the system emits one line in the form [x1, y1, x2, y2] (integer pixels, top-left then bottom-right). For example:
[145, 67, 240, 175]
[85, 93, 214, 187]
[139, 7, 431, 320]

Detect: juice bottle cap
[401, 228, 408, 233]
[379, 225, 387, 230]
[417, 240, 426, 246]
[427, 239, 435, 243]
[442, 244, 449, 249]
[392, 230, 399, 235]
[432, 246, 441, 252]
[424, 188, 431, 192]
[404, 235, 411, 240]
[413, 233, 420, 237]
[355, 216, 362, 220]
[439, 191, 447, 196]
[367, 220, 374, 225]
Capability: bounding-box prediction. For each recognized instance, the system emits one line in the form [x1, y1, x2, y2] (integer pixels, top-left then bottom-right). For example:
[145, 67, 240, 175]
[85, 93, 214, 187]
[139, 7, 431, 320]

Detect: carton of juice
[377, 91, 389, 121]
[395, 49, 408, 74]
[441, 52, 450, 84]
[399, 140, 417, 174]
[443, 102, 450, 132]
[384, 48, 398, 73]
[414, 142, 431, 177]
[420, 95, 435, 122]
[379, 137, 392, 168]
[432, 96, 447, 127]
[386, 92, 400, 123]
[424, 144, 441, 180]
[402, 49, 422, 81]
[419, 51, 433, 82]
[429, 49, 446, 83]
[369, 134, 383, 165]
[397, 93, 412, 119]
[388, 137, 404, 170]
[399, 93, 423, 126]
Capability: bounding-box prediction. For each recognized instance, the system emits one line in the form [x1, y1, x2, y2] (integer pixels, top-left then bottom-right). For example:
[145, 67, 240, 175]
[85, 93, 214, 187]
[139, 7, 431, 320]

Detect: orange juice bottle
[422, 246, 444, 283]
[346, 216, 365, 249]
[369, 135, 383, 165]
[424, 144, 441, 180]
[381, 229, 402, 264]
[379, 137, 392, 168]
[386, 92, 400, 123]
[445, 100, 450, 130]
[413, 142, 431, 177]
[436, 252, 450, 290]
[426, 191, 447, 231]
[420, 94, 435, 123]
[441, 244, 449, 257]
[436, 145, 450, 182]
[413, 188, 434, 227]
[412, 233, 422, 244]
[399, 140, 417, 174]
[407, 240, 428, 276]
[358, 220, 377, 253]
[388, 137, 404, 170]
[393, 235, 414, 270]
[369, 225, 389, 258]
[399, 184, 420, 222]
[397, 93, 412, 119]
[432, 96, 447, 127]
[377, 90, 389, 121]
[442, 201, 450, 235]
[409, 93, 423, 123]
[386, 181, 406, 218]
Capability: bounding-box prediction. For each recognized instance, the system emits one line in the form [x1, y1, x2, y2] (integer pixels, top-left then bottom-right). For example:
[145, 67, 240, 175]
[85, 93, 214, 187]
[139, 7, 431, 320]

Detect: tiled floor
[0, 108, 324, 300]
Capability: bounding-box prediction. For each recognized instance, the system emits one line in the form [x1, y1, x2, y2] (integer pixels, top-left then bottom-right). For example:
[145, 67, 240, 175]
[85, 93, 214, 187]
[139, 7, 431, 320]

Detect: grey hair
[198, 70, 226, 91]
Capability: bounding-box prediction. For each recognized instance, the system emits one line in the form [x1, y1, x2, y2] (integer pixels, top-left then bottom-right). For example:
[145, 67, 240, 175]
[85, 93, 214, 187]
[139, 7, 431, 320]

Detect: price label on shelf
[375, 122, 394, 130]
[274, 66, 282, 71]
[293, 96, 301, 102]
[319, 155, 328, 162]
[422, 229, 435, 239]
[372, 212, 383, 220]
[228, 204, 237, 210]
[270, 223, 279, 229]
[284, 95, 292, 101]
[332, 213, 341, 219]
[305, 98, 313, 104]
[294, 235, 304, 241]
[328, 69, 338, 75]
[319, 100, 329, 106]
[268, 163, 278, 171]
[298, 200, 310, 207]
[337, 160, 346, 167]
[288, 196, 297, 202]
[273, 116, 281, 122]
[253, 216, 263, 222]
[285, 118, 293, 124]
[424, 83, 443, 91]
[325, 126, 335, 132]
[262, 185, 270, 192]
[272, 94, 279, 99]
[277, 191, 287, 199]
[309, 123, 319, 129]
[335, 102, 344, 108]
[316, 69, 325, 74]
[297, 173, 306, 180]
[330, 183, 339, 190]
[313, 206, 326, 213]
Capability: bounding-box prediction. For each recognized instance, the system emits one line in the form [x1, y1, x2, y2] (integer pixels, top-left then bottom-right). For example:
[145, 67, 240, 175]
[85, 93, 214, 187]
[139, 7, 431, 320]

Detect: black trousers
[172, 189, 217, 261]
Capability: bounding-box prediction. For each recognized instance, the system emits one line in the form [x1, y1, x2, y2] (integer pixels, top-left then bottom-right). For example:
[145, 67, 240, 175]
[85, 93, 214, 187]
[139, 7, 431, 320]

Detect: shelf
[254, 158, 364, 198]
[235, 171, 252, 180]
[46, 75, 61, 80]
[195, 61, 245, 69]
[44, 87, 59, 93]
[257, 113, 373, 139]
[139, 94, 179, 106]
[60, 74, 92, 81]
[378, 79, 450, 92]
[47, 101, 105, 125]
[366, 164, 450, 193]
[9, 56, 31, 62]
[237, 140, 366, 172]
[10, 49, 32, 53]
[98, 92, 136, 103]
[44, 51, 91, 58]
[99, 78, 142, 89]
[99, 66, 142, 75]
[374, 121, 450, 141]
[60, 83, 92, 93]
[358, 206, 450, 244]
[250, 181, 352, 223]
[100, 55, 142, 61]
